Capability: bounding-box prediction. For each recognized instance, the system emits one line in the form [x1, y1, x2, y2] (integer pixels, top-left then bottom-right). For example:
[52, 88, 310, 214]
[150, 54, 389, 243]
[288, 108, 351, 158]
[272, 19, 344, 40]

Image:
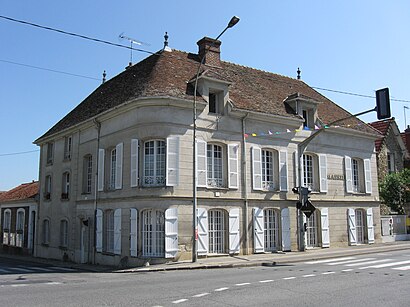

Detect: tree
[379, 169, 410, 214]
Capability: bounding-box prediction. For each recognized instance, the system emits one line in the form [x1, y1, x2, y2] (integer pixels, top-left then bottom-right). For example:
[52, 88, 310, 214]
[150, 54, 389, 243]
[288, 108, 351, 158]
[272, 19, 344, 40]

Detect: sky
[1, 0, 409, 191]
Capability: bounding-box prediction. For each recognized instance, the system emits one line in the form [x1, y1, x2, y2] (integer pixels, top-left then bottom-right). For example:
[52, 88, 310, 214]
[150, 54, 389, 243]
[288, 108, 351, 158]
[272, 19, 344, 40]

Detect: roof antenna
[297, 67, 301, 80]
[102, 70, 106, 84]
[163, 32, 171, 52]
[118, 32, 150, 66]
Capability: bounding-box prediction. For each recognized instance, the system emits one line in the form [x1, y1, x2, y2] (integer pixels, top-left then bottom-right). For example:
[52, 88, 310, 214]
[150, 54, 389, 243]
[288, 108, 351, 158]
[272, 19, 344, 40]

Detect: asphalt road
[1, 249, 410, 306]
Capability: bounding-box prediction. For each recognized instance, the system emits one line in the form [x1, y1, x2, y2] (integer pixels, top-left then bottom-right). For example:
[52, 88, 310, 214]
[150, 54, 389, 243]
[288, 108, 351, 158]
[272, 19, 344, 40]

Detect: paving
[1, 241, 410, 273]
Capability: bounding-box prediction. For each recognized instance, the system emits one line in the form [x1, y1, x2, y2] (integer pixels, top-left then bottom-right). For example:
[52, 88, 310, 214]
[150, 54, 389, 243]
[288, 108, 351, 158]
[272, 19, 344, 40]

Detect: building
[401, 125, 410, 169]
[0, 181, 38, 255]
[34, 36, 381, 266]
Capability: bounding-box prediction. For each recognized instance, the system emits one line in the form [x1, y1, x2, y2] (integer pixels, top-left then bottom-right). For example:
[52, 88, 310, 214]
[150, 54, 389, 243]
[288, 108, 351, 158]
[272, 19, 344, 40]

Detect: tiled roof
[369, 119, 394, 152]
[0, 181, 39, 203]
[36, 48, 377, 142]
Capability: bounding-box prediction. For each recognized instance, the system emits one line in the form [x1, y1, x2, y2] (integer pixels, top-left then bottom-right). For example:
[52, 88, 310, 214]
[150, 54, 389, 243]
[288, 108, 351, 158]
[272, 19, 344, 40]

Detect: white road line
[345, 259, 392, 267]
[259, 280, 274, 283]
[0, 268, 10, 273]
[342, 269, 353, 272]
[360, 260, 410, 270]
[11, 284, 28, 287]
[215, 287, 229, 292]
[49, 267, 76, 271]
[327, 258, 376, 266]
[392, 265, 410, 271]
[376, 253, 393, 256]
[24, 266, 54, 272]
[172, 299, 188, 304]
[45, 282, 62, 285]
[302, 274, 316, 278]
[8, 267, 34, 273]
[305, 257, 355, 264]
[322, 272, 335, 275]
[283, 277, 296, 280]
[192, 293, 209, 298]
[235, 283, 251, 286]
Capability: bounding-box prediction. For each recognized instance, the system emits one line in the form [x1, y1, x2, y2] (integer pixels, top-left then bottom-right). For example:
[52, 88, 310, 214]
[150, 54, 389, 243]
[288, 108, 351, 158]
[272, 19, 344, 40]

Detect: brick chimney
[197, 37, 222, 67]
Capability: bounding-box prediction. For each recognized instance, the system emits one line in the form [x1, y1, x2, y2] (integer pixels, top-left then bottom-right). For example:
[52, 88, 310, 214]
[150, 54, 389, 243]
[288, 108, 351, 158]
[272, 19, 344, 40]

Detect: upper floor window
[144, 140, 166, 187]
[345, 156, 372, 194]
[352, 158, 364, 193]
[207, 144, 224, 188]
[262, 150, 276, 191]
[83, 155, 93, 194]
[300, 153, 327, 193]
[45, 175, 52, 200]
[46, 142, 54, 164]
[64, 136, 72, 160]
[208, 91, 223, 115]
[109, 148, 117, 190]
[387, 153, 395, 173]
[303, 154, 314, 189]
[62, 172, 70, 200]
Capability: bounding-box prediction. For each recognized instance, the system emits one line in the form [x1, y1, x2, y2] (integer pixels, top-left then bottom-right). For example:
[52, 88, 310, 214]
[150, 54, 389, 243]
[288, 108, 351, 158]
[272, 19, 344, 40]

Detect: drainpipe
[241, 113, 249, 254]
[93, 119, 101, 264]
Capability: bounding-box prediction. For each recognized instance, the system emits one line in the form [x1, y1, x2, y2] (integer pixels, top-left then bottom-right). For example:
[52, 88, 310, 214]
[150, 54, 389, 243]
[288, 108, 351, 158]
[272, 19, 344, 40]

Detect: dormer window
[302, 108, 314, 129]
[284, 93, 321, 129]
[209, 91, 223, 115]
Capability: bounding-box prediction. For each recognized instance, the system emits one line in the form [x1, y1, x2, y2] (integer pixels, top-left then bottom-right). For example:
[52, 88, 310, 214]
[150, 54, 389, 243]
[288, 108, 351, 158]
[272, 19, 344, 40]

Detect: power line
[0, 150, 39, 157]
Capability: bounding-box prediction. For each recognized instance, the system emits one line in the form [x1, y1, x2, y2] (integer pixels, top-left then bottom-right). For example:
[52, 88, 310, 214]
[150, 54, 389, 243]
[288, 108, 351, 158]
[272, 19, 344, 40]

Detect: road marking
[45, 282, 62, 285]
[322, 271, 335, 275]
[50, 267, 76, 271]
[327, 258, 375, 265]
[342, 269, 353, 272]
[0, 268, 10, 273]
[192, 293, 209, 298]
[24, 266, 54, 272]
[235, 282, 251, 286]
[392, 265, 410, 271]
[11, 284, 28, 287]
[345, 259, 392, 267]
[376, 253, 392, 256]
[259, 280, 273, 283]
[215, 287, 229, 292]
[302, 274, 316, 278]
[283, 277, 296, 280]
[172, 299, 188, 304]
[360, 260, 410, 270]
[8, 267, 33, 273]
[305, 257, 355, 264]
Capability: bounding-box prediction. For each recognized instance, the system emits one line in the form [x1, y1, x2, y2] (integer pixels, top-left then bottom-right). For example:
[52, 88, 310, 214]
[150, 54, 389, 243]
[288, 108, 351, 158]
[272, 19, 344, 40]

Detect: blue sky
[1, 1, 409, 191]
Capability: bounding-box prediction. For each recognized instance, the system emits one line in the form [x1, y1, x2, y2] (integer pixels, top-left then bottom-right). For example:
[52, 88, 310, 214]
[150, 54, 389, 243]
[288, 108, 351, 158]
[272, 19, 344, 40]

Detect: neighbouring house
[0, 181, 38, 255]
[34, 35, 381, 266]
[401, 125, 410, 169]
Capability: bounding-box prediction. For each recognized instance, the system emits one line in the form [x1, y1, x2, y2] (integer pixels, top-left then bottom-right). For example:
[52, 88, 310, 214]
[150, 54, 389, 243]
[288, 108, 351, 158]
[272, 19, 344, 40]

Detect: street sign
[301, 200, 316, 218]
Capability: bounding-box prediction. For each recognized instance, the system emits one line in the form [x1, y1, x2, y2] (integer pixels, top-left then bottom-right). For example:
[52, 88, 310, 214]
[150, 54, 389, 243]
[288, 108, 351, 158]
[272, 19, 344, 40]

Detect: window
[305, 211, 319, 247]
[264, 209, 279, 252]
[45, 175, 52, 200]
[62, 172, 70, 199]
[43, 219, 50, 244]
[46, 142, 54, 164]
[303, 154, 314, 189]
[83, 155, 93, 193]
[302, 108, 314, 129]
[355, 209, 365, 244]
[352, 158, 365, 193]
[142, 209, 165, 257]
[64, 136, 72, 160]
[345, 156, 371, 194]
[208, 209, 227, 254]
[60, 220, 68, 247]
[109, 148, 117, 190]
[387, 153, 395, 173]
[207, 144, 223, 187]
[262, 150, 275, 190]
[104, 210, 114, 253]
[16, 209, 25, 247]
[2, 209, 11, 245]
[143, 140, 166, 187]
[209, 92, 219, 114]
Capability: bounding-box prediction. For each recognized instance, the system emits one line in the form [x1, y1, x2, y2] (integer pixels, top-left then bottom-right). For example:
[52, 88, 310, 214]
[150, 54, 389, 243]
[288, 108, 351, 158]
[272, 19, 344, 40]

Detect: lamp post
[192, 16, 240, 263]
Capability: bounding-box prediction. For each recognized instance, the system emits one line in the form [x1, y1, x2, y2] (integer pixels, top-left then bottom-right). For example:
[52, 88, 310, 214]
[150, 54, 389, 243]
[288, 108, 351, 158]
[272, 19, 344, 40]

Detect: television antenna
[118, 32, 150, 65]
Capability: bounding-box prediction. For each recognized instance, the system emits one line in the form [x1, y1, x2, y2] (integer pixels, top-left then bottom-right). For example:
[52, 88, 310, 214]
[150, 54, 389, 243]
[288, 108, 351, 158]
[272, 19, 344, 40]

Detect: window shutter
[252, 146, 262, 190]
[364, 159, 372, 194]
[114, 209, 122, 255]
[95, 209, 103, 252]
[253, 208, 265, 253]
[279, 150, 288, 191]
[293, 151, 299, 188]
[367, 208, 375, 244]
[115, 143, 123, 189]
[130, 208, 138, 257]
[165, 208, 179, 258]
[321, 208, 330, 247]
[130, 139, 139, 187]
[344, 156, 353, 193]
[347, 208, 357, 246]
[319, 154, 328, 193]
[229, 208, 240, 254]
[228, 144, 239, 189]
[166, 137, 179, 187]
[197, 208, 208, 255]
[197, 140, 207, 188]
[281, 208, 291, 251]
[98, 149, 105, 191]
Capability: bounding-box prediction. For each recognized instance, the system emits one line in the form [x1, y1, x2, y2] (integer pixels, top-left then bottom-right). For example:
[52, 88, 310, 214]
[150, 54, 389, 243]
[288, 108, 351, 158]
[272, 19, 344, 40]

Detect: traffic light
[292, 187, 299, 194]
[376, 88, 391, 120]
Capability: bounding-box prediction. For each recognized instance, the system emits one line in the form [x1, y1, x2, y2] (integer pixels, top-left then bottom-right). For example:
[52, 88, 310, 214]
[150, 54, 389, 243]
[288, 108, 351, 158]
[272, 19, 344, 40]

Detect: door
[305, 211, 319, 247]
[355, 209, 365, 244]
[208, 209, 226, 254]
[264, 209, 279, 252]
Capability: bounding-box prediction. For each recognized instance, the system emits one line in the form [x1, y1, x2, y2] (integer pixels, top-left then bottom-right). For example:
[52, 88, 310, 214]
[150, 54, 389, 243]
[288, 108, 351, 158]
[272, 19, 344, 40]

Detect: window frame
[62, 171, 70, 200]
[46, 142, 54, 165]
[261, 149, 278, 191]
[83, 154, 93, 194]
[2, 209, 11, 245]
[352, 158, 365, 193]
[303, 154, 314, 189]
[207, 143, 224, 188]
[109, 148, 117, 190]
[44, 175, 52, 200]
[60, 219, 69, 248]
[143, 140, 166, 187]
[141, 209, 165, 258]
[104, 210, 115, 253]
[64, 136, 72, 160]
[208, 91, 223, 115]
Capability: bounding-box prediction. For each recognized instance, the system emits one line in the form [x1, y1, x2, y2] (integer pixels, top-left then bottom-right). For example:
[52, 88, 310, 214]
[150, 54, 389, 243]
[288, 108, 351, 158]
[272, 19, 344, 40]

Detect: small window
[83, 155, 93, 194]
[43, 219, 50, 244]
[45, 175, 52, 200]
[62, 172, 70, 200]
[302, 109, 314, 129]
[60, 220, 68, 247]
[46, 142, 54, 164]
[209, 92, 223, 115]
[387, 153, 395, 173]
[64, 136, 72, 160]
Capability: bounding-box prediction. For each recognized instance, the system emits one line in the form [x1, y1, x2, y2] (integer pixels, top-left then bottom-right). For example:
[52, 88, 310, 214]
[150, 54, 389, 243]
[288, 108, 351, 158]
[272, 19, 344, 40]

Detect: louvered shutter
[252, 146, 262, 190]
[279, 150, 288, 191]
[95, 209, 103, 252]
[253, 208, 265, 253]
[321, 208, 330, 247]
[130, 208, 138, 257]
[347, 208, 357, 246]
[345, 156, 353, 193]
[229, 208, 240, 254]
[197, 208, 208, 255]
[165, 208, 179, 258]
[114, 209, 122, 255]
[281, 208, 291, 251]
[166, 137, 179, 186]
[197, 140, 207, 188]
[319, 154, 328, 192]
[364, 159, 372, 194]
[115, 143, 123, 189]
[367, 208, 375, 244]
[98, 149, 105, 191]
[130, 139, 139, 187]
[228, 144, 239, 189]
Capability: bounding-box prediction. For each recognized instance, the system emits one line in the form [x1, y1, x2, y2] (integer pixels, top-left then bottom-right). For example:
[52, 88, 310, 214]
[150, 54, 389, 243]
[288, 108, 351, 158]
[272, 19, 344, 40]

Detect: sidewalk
[2, 241, 410, 273]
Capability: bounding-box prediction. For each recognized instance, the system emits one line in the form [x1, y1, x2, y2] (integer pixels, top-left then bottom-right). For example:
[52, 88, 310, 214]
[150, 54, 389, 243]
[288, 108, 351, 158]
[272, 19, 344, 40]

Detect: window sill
[202, 187, 229, 191]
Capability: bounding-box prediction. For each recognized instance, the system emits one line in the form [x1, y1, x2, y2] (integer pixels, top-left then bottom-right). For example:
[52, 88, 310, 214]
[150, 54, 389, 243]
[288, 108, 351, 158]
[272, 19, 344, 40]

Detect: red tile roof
[369, 119, 395, 152]
[0, 181, 39, 202]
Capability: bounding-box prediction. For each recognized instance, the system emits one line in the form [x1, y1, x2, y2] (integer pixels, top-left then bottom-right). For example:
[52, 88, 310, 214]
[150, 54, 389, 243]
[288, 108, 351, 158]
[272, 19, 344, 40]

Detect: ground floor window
[355, 209, 366, 244]
[142, 209, 165, 257]
[2, 209, 11, 245]
[264, 208, 279, 251]
[208, 209, 227, 254]
[306, 211, 319, 248]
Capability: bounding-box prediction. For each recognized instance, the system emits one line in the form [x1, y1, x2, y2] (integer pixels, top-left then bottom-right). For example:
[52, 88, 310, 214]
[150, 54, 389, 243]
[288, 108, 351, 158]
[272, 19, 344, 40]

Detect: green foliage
[379, 169, 410, 214]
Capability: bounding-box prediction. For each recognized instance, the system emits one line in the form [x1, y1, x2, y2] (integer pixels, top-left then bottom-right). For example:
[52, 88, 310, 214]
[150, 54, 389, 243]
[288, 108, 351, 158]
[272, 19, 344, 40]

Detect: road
[1, 249, 410, 306]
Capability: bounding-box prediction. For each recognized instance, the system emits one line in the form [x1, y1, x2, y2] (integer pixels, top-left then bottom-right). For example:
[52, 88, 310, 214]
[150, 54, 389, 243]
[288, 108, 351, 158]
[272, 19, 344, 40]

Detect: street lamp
[192, 16, 240, 263]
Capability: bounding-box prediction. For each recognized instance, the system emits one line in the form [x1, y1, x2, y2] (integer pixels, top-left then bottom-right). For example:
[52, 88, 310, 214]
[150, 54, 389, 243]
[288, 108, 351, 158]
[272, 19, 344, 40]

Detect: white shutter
[165, 208, 179, 258]
[348, 208, 357, 246]
[228, 144, 239, 189]
[114, 209, 122, 255]
[319, 154, 328, 193]
[130, 139, 139, 187]
[98, 149, 105, 192]
[197, 208, 208, 255]
[364, 159, 372, 194]
[281, 208, 291, 251]
[197, 140, 207, 188]
[279, 150, 288, 191]
[252, 146, 262, 190]
[293, 151, 299, 187]
[130, 208, 138, 257]
[96, 209, 103, 252]
[320, 208, 330, 248]
[115, 143, 123, 189]
[229, 208, 240, 254]
[166, 137, 179, 186]
[253, 208, 265, 253]
[367, 208, 375, 244]
[345, 156, 353, 193]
